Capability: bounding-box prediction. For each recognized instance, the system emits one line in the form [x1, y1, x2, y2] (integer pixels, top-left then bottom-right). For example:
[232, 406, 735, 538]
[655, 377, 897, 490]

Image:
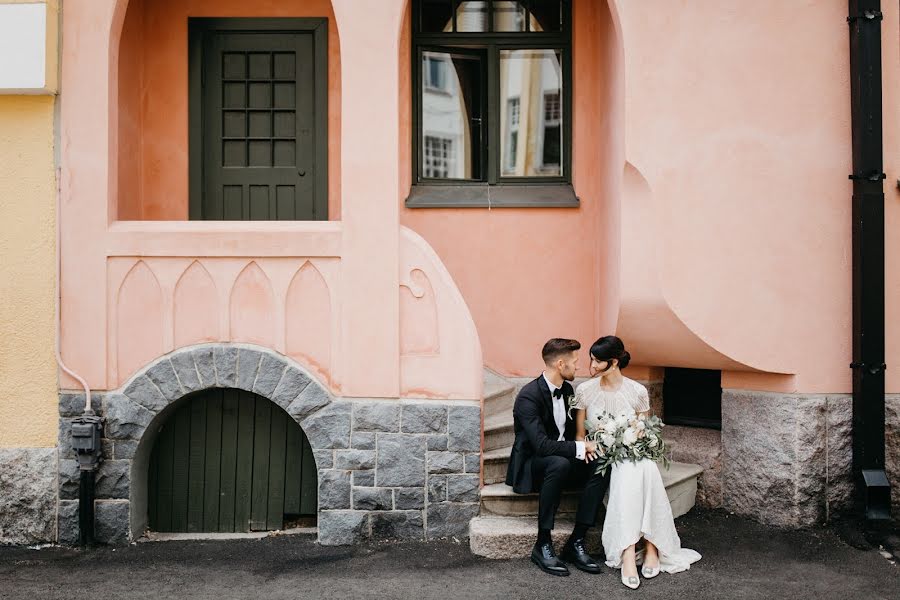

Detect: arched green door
[148, 389, 317, 533]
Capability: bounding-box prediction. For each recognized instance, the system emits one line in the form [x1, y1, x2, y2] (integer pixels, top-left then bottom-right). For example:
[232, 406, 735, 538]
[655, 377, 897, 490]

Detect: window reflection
[420, 0, 453, 32]
[493, 1, 527, 32]
[500, 49, 563, 177]
[418, 0, 561, 34]
[421, 51, 483, 180]
[529, 0, 562, 32]
[456, 1, 488, 32]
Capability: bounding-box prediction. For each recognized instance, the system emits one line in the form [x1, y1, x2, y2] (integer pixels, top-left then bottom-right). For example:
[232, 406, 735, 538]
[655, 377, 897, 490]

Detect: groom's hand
[583, 441, 598, 462]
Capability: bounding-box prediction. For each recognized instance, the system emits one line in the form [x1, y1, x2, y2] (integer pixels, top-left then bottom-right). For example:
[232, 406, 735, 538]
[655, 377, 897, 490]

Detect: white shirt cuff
[574, 441, 585, 460]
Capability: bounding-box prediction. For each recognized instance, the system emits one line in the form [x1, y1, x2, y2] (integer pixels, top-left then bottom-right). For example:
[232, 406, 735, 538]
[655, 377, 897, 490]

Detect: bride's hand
[584, 440, 599, 462]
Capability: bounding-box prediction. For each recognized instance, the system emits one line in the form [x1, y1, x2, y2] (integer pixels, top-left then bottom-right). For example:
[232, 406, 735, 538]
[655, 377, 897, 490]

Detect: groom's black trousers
[530, 455, 611, 531]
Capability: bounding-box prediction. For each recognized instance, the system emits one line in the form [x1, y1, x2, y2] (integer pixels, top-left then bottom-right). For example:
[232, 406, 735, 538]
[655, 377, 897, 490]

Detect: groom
[505, 338, 609, 576]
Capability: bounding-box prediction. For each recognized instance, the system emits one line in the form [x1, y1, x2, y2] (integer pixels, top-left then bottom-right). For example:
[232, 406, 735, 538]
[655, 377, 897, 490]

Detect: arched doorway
[148, 388, 317, 533]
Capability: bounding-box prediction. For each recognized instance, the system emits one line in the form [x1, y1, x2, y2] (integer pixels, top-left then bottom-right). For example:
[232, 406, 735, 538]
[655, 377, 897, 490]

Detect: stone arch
[103, 343, 341, 540]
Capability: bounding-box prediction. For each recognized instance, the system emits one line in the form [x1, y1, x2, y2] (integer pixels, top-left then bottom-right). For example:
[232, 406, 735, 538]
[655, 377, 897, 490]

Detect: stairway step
[470, 516, 603, 559]
[482, 370, 516, 419]
[480, 462, 703, 520]
[472, 462, 704, 559]
[483, 414, 514, 451]
[483, 446, 511, 484]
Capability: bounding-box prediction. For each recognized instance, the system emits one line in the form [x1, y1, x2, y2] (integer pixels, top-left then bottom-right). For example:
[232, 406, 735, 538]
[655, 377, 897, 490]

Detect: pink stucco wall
[115, 0, 343, 221]
[60, 0, 900, 398]
[400, 0, 621, 380]
[60, 0, 482, 400]
[402, 0, 900, 394]
[882, 4, 900, 394]
[616, 0, 898, 394]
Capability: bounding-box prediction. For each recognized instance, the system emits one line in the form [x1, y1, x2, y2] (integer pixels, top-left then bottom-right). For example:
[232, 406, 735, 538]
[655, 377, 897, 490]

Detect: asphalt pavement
[1, 509, 898, 600]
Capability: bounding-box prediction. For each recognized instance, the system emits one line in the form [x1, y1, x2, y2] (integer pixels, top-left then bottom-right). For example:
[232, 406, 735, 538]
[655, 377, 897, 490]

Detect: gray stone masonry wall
[55, 343, 481, 546]
[887, 395, 900, 516]
[664, 425, 722, 509]
[722, 391, 856, 527]
[0, 448, 57, 545]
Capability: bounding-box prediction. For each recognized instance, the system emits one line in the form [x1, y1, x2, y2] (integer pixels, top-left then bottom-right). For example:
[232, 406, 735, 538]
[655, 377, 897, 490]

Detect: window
[424, 135, 455, 178]
[411, 0, 573, 206]
[424, 55, 448, 91]
[503, 96, 520, 174]
[663, 368, 722, 429]
[540, 89, 561, 170]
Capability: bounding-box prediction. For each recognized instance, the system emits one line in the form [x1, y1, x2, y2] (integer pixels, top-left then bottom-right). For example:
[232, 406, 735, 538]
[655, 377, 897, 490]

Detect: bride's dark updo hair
[590, 335, 631, 369]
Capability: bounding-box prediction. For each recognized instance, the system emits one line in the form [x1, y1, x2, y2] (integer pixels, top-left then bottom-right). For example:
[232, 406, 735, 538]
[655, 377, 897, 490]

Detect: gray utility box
[71, 415, 104, 470]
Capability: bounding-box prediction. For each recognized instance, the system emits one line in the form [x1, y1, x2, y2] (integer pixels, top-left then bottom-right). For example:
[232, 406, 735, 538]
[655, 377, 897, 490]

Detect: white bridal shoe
[641, 564, 660, 579]
[621, 573, 640, 590]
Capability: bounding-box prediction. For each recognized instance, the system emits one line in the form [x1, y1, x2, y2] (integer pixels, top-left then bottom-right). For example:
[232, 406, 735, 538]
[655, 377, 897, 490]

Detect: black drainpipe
[848, 0, 890, 521]
[71, 415, 104, 545]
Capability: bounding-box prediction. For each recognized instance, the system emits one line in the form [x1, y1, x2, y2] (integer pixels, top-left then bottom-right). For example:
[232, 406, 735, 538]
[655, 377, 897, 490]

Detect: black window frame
[408, 0, 576, 208]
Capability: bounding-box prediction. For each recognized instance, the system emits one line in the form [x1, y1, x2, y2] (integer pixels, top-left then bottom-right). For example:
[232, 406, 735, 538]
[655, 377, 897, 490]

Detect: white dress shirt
[543, 373, 586, 460]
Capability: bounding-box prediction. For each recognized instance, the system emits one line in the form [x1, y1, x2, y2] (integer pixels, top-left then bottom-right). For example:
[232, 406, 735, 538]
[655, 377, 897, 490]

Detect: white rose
[636, 421, 646, 431]
[615, 413, 629, 428]
[600, 433, 616, 448]
[623, 428, 638, 446]
[603, 420, 618, 435]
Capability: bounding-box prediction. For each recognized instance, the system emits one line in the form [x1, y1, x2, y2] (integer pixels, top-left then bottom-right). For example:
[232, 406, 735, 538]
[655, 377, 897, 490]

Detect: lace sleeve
[571, 385, 587, 410]
[633, 382, 651, 413]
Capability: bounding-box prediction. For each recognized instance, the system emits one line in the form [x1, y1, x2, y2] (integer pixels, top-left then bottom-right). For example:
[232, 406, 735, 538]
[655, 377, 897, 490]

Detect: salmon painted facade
[0, 0, 898, 546]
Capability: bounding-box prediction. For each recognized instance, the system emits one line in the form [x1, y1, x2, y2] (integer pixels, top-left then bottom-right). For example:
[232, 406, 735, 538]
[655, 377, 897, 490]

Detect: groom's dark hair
[541, 338, 581, 365]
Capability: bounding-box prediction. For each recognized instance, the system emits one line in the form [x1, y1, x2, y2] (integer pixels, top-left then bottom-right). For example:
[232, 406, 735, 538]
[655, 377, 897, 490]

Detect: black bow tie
[552, 388, 564, 399]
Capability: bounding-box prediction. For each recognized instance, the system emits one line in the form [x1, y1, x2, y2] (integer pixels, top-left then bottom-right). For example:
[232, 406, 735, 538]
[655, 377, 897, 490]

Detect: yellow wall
[0, 95, 57, 447]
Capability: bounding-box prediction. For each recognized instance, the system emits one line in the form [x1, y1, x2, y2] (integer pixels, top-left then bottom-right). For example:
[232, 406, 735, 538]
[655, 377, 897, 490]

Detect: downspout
[56, 166, 103, 545]
[847, 0, 891, 521]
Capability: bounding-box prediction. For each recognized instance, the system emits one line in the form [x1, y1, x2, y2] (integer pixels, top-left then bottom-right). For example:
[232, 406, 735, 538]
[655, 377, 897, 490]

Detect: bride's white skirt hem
[603, 539, 702, 574]
[601, 459, 701, 575]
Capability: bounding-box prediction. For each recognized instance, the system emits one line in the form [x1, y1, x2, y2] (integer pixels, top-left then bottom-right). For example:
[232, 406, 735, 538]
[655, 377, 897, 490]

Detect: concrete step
[470, 516, 603, 559]
[472, 461, 704, 559]
[484, 413, 515, 452]
[482, 369, 516, 419]
[480, 461, 703, 520]
[483, 446, 511, 485]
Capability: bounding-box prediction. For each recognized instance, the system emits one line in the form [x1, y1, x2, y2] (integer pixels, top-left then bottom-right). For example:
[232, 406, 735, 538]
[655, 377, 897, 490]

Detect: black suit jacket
[505, 375, 578, 493]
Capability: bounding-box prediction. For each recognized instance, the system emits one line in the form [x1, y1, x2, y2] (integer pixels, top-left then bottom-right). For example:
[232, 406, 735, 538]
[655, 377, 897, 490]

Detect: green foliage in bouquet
[572, 406, 671, 476]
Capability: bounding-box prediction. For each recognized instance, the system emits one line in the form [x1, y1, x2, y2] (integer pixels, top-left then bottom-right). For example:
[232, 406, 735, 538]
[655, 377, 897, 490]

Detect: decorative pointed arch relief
[285, 261, 333, 383]
[174, 261, 219, 347]
[230, 262, 277, 347]
[117, 260, 164, 382]
[400, 268, 439, 356]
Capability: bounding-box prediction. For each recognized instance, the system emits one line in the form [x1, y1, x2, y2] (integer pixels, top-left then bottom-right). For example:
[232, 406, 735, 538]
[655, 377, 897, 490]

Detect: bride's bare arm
[575, 408, 587, 440]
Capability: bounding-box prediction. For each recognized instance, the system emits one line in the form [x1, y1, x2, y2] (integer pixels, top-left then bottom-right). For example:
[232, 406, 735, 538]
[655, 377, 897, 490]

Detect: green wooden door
[148, 389, 317, 533]
[189, 19, 328, 221]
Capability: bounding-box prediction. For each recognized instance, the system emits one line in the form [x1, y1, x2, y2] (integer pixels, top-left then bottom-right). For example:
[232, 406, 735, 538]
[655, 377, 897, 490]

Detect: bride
[572, 336, 701, 589]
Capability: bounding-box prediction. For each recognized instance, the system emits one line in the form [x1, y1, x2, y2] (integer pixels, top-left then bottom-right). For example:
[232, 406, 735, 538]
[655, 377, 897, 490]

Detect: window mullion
[413, 45, 422, 183]
[486, 43, 499, 185]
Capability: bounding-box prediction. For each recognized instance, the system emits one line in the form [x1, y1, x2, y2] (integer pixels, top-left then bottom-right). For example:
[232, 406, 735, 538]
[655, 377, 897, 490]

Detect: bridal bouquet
[574, 407, 670, 476]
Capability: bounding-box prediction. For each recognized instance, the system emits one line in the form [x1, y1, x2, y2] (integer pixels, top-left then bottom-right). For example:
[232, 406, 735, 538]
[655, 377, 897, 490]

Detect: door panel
[148, 389, 317, 533]
[191, 21, 325, 221]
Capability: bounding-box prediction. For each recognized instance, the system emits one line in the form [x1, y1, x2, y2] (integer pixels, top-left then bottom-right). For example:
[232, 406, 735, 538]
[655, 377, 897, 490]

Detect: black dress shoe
[531, 542, 570, 577]
[560, 538, 603, 574]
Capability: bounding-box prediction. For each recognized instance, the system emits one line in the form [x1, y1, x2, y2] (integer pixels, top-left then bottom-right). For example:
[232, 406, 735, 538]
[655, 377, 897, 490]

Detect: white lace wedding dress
[573, 377, 701, 574]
